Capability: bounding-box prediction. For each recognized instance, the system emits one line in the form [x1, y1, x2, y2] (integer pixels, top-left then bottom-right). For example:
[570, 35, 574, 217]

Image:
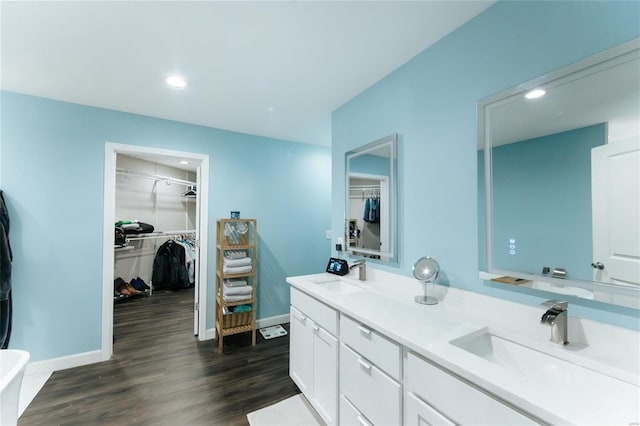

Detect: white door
[193, 166, 201, 335]
[592, 138, 640, 286]
[312, 326, 338, 425]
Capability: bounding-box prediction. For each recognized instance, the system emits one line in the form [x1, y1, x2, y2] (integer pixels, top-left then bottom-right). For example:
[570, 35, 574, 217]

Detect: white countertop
[287, 269, 640, 425]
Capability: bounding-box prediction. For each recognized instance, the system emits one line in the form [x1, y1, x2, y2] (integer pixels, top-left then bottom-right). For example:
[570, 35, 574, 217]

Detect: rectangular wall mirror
[345, 134, 398, 264]
[478, 39, 640, 309]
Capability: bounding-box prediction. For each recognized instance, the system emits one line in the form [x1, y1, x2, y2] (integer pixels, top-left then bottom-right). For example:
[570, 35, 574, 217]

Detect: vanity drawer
[340, 314, 401, 380]
[340, 343, 402, 426]
[291, 287, 338, 335]
[340, 395, 373, 426]
[405, 391, 454, 426]
[406, 352, 536, 425]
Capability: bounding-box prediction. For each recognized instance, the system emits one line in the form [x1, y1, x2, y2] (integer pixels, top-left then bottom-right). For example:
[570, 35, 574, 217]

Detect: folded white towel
[224, 279, 247, 287]
[223, 257, 252, 268]
[223, 265, 253, 275]
[223, 294, 252, 302]
[225, 250, 247, 260]
[223, 284, 252, 296]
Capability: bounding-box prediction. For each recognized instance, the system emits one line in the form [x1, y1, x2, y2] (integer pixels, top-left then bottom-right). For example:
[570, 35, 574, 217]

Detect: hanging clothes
[152, 240, 190, 290]
[363, 196, 380, 224]
[369, 198, 380, 223]
[363, 198, 371, 222]
[176, 239, 196, 285]
[0, 190, 13, 349]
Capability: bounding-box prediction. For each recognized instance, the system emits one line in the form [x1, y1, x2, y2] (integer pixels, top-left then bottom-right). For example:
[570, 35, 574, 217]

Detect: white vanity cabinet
[405, 352, 537, 425]
[290, 288, 339, 425]
[288, 282, 542, 426]
[339, 315, 402, 425]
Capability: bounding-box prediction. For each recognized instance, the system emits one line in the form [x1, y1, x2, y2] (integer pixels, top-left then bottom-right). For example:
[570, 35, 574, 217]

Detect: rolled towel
[223, 265, 253, 275]
[223, 284, 252, 296]
[223, 257, 252, 268]
[225, 250, 247, 260]
[224, 279, 247, 287]
[223, 294, 252, 302]
[232, 304, 252, 313]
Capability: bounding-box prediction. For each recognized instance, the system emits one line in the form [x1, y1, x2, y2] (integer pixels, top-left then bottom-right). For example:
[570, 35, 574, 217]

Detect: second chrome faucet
[541, 300, 569, 345]
[349, 259, 366, 281]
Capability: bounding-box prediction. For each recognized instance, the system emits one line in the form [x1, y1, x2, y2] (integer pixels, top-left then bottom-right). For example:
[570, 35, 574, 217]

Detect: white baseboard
[23, 314, 293, 374]
[24, 350, 103, 376]
[257, 314, 290, 329]
[201, 314, 290, 342]
[203, 328, 217, 340]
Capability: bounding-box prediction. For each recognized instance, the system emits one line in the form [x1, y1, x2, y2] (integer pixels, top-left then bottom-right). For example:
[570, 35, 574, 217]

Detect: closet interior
[114, 154, 198, 301]
[348, 176, 382, 255]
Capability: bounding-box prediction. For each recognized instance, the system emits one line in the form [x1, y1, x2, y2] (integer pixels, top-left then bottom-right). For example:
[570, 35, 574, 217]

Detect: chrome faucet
[350, 260, 366, 281]
[540, 300, 569, 345]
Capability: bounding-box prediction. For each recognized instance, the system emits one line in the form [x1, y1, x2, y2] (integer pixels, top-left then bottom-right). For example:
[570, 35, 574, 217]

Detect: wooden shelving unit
[215, 218, 257, 352]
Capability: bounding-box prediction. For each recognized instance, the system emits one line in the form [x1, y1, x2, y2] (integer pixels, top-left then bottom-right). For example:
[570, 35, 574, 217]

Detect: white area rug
[247, 394, 323, 426]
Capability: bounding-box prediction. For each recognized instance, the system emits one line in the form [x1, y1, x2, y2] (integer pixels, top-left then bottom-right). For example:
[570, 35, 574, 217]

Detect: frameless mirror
[478, 39, 640, 308]
[345, 134, 398, 264]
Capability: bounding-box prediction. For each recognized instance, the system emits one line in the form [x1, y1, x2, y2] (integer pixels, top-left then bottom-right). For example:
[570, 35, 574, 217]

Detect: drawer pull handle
[293, 313, 306, 322]
[310, 323, 319, 331]
[356, 415, 372, 426]
[358, 325, 372, 336]
[357, 358, 372, 370]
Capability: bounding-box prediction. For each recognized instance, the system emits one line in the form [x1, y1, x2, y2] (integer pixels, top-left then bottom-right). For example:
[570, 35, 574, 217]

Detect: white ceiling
[487, 55, 640, 149]
[0, 1, 494, 146]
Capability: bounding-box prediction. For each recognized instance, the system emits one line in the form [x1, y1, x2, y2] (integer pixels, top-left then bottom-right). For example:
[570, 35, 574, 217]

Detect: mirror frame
[478, 39, 640, 308]
[345, 133, 398, 264]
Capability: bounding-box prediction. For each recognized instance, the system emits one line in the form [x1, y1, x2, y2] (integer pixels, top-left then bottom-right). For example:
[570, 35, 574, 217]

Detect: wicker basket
[222, 311, 251, 328]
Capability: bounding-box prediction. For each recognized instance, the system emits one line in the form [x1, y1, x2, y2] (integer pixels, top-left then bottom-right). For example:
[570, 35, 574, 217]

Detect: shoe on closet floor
[131, 277, 149, 291]
[137, 277, 150, 289]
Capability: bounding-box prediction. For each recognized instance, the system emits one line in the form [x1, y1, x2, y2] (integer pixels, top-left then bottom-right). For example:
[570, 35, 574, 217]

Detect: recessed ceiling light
[166, 75, 187, 89]
[180, 160, 189, 165]
[525, 89, 546, 99]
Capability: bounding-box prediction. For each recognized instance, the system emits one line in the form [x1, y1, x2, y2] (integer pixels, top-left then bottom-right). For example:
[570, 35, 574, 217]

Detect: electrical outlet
[325, 230, 332, 240]
[337, 237, 344, 245]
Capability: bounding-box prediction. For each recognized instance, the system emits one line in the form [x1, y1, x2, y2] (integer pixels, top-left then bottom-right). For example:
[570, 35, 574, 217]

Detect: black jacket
[152, 240, 190, 289]
[0, 191, 13, 301]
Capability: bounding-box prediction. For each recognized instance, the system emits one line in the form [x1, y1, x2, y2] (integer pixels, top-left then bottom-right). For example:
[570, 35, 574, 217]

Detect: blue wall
[1, 92, 331, 361]
[487, 124, 605, 281]
[350, 153, 390, 176]
[332, 1, 640, 329]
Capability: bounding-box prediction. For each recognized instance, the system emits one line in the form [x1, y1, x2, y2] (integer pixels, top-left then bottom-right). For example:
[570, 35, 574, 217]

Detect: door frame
[101, 142, 210, 361]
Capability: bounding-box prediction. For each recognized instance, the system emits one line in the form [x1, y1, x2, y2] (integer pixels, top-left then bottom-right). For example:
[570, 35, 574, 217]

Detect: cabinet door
[290, 307, 314, 396]
[406, 391, 455, 426]
[312, 325, 338, 425]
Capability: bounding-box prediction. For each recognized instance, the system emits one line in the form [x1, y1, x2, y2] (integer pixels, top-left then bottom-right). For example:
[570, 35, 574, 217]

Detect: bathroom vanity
[287, 269, 640, 425]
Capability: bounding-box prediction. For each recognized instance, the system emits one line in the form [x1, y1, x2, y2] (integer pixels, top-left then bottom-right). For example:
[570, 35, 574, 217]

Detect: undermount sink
[308, 276, 365, 293]
[449, 328, 636, 390]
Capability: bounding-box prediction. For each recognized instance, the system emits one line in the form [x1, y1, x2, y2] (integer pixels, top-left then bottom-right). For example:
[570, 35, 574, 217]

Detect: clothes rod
[116, 169, 196, 186]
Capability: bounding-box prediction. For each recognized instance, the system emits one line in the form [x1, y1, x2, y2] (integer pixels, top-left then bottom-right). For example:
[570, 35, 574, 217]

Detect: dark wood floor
[19, 289, 299, 426]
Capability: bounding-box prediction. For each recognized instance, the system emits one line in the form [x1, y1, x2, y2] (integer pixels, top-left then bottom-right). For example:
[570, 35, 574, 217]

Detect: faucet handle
[542, 300, 568, 310]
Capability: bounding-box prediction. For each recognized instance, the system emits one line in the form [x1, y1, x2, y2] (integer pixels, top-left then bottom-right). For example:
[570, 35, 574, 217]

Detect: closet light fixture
[180, 160, 189, 165]
[166, 75, 187, 89]
[525, 88, 546, 99]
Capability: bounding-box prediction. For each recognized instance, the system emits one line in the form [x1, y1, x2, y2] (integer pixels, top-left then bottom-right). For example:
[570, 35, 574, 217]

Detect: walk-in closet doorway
[101, 143, 210, 361]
